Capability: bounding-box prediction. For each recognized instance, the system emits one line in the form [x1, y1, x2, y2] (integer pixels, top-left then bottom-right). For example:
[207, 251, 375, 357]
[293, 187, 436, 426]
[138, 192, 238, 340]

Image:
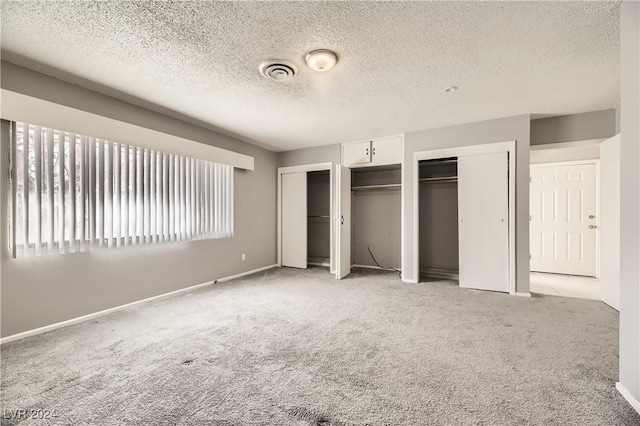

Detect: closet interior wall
[419, 159, 459, 280]
[352, 165, 402, 270]
[307, 170, 331, 266]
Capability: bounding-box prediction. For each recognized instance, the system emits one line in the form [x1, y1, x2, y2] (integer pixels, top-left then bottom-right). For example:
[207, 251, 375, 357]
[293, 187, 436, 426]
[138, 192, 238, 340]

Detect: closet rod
[419, 176, 458, 183]
[308, 215, 330, 219]
[420, 159, 457, 165]
[351, 183, 402, 191]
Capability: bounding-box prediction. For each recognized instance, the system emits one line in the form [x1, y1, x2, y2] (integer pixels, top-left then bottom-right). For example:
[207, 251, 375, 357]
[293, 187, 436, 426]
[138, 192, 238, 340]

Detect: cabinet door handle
[341, 215, 344, 225]
[372, 147, 376, 156]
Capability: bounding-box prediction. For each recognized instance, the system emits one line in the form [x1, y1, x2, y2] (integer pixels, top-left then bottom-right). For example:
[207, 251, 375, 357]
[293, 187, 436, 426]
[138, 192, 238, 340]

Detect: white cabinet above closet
[342, 135, 403, 168]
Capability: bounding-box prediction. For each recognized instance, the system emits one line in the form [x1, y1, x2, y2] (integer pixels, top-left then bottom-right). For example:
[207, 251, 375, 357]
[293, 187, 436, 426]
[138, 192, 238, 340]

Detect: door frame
[412, 141, 517, 295]
[277, 162, 334, 273]
[529, 159, 601, 278]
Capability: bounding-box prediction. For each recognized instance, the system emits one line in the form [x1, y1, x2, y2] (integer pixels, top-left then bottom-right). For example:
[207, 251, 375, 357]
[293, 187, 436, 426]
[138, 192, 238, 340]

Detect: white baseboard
[515, 292, 532, 298]
[616, 382, 640, 415]
[215, 264, 278, 284]
[0, 264, 278, 345]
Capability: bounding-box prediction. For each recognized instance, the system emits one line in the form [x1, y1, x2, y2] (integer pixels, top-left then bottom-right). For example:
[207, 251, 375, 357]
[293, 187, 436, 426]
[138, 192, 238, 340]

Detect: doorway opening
[528, 136, 620, 309]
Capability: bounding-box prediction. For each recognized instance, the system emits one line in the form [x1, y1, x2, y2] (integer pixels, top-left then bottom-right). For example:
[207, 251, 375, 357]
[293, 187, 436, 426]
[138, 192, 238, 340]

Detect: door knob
[588, 225, 597, 229]
[588, 215, 595, 219]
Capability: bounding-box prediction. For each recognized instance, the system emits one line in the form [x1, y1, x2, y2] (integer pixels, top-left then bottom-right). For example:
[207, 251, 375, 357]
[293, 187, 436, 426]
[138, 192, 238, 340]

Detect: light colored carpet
[1, 267, 638, 425]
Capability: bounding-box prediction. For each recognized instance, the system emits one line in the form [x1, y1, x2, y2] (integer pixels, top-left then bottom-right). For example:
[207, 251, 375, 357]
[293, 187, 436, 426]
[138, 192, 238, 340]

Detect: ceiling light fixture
[305, 49, 338, 72]
[444, 86, 458, 93]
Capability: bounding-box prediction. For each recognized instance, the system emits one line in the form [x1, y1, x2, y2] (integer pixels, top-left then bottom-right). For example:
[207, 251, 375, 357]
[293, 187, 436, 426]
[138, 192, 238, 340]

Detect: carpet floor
[1, 267, 638, 425]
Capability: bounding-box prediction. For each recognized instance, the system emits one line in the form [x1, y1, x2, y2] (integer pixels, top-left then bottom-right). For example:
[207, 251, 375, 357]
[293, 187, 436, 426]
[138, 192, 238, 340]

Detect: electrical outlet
[241, 253, 246, 261]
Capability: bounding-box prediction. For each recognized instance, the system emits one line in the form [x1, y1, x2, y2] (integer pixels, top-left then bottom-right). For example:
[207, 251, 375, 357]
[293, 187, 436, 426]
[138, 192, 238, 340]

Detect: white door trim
[412, 141, 517, 295]
[277, 162, 334, 272]
[530, 159, 600, 278]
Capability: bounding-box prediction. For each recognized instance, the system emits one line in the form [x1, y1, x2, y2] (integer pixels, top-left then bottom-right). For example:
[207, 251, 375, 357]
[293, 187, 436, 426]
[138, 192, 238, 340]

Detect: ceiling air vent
[259, 60, 298, 82]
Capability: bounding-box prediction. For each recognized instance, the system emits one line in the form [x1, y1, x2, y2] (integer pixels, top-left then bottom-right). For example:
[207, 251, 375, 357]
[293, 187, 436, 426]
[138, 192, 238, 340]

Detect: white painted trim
[0, 264, 278, 345]
[412, 141, 517, 295]
[215, 264, 278, 283]
[616, 382, 640, 415]
[529, 160, 601, 279]
[529, 138, 606, 151]
[278, 163, 334, 175]
[415, 141, 515, 161]
[0, 89, 254, 170]
[530, 159, 600, 168]
[516, 292, 532, 298]
[277, 163, 334, 273]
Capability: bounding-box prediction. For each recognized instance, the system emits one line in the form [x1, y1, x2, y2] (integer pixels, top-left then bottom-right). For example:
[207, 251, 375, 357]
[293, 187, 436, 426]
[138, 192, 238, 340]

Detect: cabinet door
[343, 141, 371, 166]
[371, 136, 402, 164]
[458, 151, 509, 293]
[281, 172, 307, 268]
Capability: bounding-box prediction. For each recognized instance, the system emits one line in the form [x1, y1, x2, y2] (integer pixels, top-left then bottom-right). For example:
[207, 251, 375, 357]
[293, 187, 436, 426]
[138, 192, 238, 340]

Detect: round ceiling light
[305, 49, 338, 72]
[444, 86, 458, 93]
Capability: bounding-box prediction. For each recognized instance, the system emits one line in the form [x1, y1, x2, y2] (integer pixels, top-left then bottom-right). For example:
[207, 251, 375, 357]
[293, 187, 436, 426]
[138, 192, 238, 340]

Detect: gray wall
[277, 144, 340, 168]
[529, 145, 600, 164]
[0, 63, 277, 338]
[619, 0, 640, 406]
[531, 109, 617, 146]
[402, 115, 531, 293]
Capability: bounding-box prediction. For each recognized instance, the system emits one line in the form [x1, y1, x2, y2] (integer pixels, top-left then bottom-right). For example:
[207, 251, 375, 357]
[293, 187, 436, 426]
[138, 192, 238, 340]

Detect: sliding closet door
[336, 165, 351, 279]
[281, 172, 307, 268]
[458, 151, 510, 293]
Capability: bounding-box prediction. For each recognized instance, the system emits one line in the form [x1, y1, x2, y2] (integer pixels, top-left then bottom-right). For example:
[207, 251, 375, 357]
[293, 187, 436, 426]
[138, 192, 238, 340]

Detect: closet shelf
[419, 176, 458, 184]
[351, 183, 401, 191]
[420, 159, 457, 166]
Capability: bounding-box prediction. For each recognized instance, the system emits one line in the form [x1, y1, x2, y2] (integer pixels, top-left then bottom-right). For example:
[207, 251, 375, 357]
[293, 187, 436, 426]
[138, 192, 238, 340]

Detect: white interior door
[599, 135, 621, 310]
[281, 172, 307, 268]
[458, 151, 510, 293]
[336, 164, 351, 279]
[530, 162, 597, 276]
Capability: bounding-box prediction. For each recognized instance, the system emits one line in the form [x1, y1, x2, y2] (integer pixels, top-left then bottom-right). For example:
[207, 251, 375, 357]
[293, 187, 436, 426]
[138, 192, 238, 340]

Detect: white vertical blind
[11, 122, 234, 258]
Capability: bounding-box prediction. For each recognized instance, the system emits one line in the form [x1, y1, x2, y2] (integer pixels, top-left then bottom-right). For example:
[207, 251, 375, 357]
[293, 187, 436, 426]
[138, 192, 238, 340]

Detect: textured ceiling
[1, 1, 620, 152]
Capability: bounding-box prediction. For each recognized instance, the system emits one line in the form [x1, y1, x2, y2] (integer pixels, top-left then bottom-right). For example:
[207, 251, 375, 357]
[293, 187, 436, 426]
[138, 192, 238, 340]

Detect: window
[10, 121, 233, 258]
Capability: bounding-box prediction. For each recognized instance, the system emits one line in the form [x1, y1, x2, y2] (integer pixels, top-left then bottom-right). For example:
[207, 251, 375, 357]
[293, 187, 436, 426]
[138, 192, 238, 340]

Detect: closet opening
[351, 164, 402, 274]
[278, 162, 333, 273]
[418, 158, 459, 281]
[413, 141, 515, 293]
[307, 170, 331, 267]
